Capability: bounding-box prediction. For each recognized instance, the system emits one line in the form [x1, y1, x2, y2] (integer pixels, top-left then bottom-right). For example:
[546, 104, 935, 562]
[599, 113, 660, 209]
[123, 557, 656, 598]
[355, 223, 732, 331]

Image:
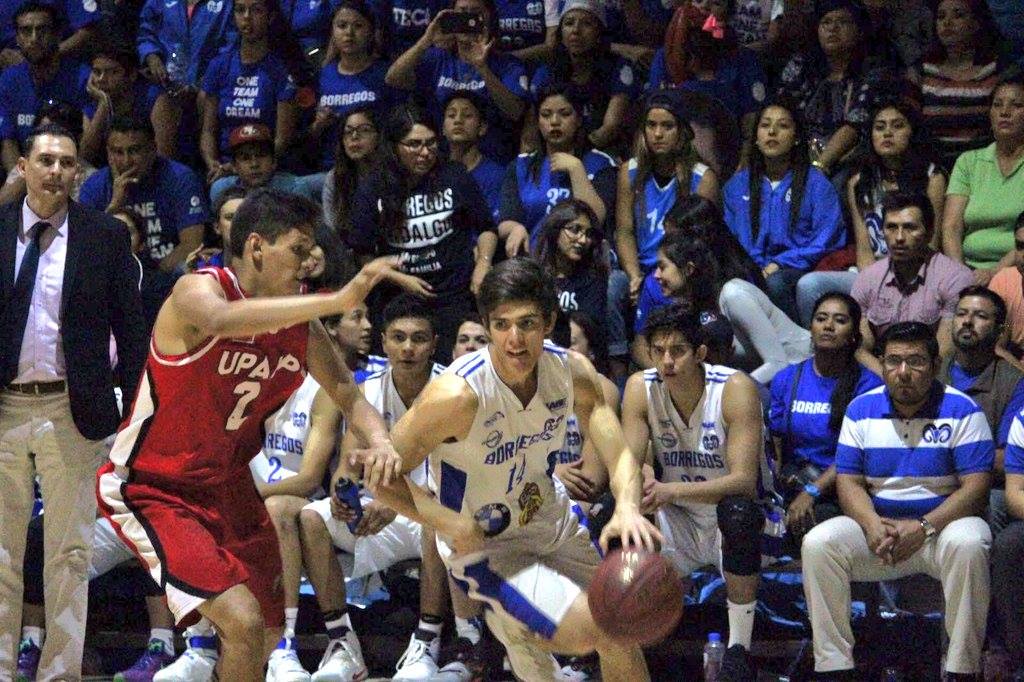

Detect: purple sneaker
[15, 639, 41, 682]
[114, 640, 175, 682]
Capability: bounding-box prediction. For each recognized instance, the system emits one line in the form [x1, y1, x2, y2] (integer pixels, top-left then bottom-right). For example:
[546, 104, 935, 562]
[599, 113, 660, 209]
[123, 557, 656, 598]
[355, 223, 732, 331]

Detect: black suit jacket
[0, 200, 147, 440]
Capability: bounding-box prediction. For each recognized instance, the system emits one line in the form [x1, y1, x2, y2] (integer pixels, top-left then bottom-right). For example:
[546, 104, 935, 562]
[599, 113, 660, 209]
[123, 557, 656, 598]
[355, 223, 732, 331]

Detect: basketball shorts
[657, 503, 785, 577]
[303, 496, 422, 580]
[441, 511, 601, 681]
[96, 462, 284, 627]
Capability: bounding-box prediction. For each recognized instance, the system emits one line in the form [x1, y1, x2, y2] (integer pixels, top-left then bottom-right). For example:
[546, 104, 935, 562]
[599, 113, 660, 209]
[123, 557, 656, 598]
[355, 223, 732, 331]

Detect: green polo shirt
[948, 142, 1024, 269]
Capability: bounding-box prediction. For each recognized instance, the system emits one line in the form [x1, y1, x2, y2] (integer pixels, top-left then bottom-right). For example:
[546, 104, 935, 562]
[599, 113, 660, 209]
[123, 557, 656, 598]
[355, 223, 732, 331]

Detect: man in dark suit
[0, 123, 146, 679]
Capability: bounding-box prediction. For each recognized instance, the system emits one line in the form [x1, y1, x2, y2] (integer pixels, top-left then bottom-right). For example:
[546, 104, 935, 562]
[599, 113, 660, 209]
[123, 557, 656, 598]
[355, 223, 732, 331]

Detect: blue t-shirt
[500, 149, 616, 244]
[627, 159, 708, 273]
[83, 80, 162, 122]
[469, 156, 506, 223]
[414, 47, 529, 163]
[365, 0, 445, 56]
[78, 157, 210, 262]
[633, 272, 671, 335]
[948, 361, 1024, 447]
[201, 50, 297, 158]
[0, 0, 100, 50]
[495, 0, 547, 52]
[769, 358, 884, 469]
[646, 46, 767, 118]
[0, 58, 88, 148]
[530, 56, 639, 134]
[317, 59, 402, 168]
[836, 383, 994, 518]
[279, 0, 335, 52]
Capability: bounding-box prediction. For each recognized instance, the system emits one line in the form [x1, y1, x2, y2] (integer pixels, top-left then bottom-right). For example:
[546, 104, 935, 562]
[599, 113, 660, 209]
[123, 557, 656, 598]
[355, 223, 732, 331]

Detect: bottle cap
[708, 632, 721, 643]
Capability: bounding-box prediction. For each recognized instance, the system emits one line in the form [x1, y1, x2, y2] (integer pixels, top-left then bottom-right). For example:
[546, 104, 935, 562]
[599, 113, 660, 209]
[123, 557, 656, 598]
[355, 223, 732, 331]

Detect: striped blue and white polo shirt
[835, 382, 994, 519]
[1002, 410, 1024, 474]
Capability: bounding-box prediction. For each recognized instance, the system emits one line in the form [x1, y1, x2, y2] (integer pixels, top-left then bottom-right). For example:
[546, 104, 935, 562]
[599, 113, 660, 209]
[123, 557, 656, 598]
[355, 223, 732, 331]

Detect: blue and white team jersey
[362, 362, 445, 487]
[549, 415, 581, 469]
[251, 373, 323, 490]
[430, 342, 575, 545]
[626, 158, 708, 273]
[836, 383, 994, 519]
[353, 354, 388, 384]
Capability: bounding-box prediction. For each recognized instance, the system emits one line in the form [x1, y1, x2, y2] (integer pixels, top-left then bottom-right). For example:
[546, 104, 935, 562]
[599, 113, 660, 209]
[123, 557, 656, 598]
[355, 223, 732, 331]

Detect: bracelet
[803, 483, 821, 499]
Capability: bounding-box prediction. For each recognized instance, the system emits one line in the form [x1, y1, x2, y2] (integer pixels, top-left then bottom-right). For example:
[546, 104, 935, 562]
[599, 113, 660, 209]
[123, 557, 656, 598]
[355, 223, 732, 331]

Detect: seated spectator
[533, 199, 608, 358]
[770, 293, 882, 544]
[210, 123, 317, 203]
[616, 91, 719, 302]
[81, 44, 176, 165]
[724, 99, 845, 324]
[942, 73, 1024, 281]
[137, 0, 235, 91]
[308, 0, 401, 171]
[727, 0, 783, 54]
[79, 116, 208, 274]
[442, 91, 505, 222]
[385, 0, 528, 162]
[638, 230, 811, 384]
[775, 0, 882, 177]
[852, 191, 973, 364]
[987, 212, 1024, 352]
[188, 185, 247, 271]
[322, 107, 381, 239]
[529, 0, 639, 150]
[367, 0, 446, 57]
[347, 104, 497, 363]
[802, 321, 993, 681]
[993, 402, 1024, 679]
[280, 0, 336, 53]
[199, 0, 301, 181]
[498, 85, 616, 254]
[111, 206, 177, 330]
[914, 0, 1004, 169]
[0, 0, 100, 65]
[0, 2, 88, 172]
[646, 5, 767, 139]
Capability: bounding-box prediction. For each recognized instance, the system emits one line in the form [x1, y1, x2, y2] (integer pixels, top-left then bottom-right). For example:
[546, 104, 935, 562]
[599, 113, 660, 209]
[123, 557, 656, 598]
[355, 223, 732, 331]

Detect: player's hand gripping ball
[588, 549, 684, 647]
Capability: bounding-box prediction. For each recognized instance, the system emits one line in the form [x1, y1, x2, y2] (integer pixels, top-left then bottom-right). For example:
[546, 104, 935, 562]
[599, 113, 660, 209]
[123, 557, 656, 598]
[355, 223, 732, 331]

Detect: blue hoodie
[723, 166, 844, 271]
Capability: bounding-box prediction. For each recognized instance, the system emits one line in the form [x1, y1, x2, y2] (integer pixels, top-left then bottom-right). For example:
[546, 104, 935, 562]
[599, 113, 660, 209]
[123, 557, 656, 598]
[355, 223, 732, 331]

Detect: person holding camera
[769, 292, 881, 542]
[384, 0, 528, 163]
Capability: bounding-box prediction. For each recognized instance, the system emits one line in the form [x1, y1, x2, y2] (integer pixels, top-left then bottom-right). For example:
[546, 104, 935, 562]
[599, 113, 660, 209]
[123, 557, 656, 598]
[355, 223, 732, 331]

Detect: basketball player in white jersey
[355, 258, 660, 682]
[622, 303, 784, 681]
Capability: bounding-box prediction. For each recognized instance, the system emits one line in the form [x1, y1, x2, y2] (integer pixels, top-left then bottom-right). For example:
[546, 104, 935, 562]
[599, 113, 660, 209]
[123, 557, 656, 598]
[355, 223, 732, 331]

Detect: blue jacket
[723, 167, 845, 271]
[137, 0, 236, 86]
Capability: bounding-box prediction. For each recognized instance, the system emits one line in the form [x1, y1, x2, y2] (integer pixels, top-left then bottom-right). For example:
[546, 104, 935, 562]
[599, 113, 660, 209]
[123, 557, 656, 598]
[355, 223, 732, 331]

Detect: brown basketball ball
[587, 549, 685, 647]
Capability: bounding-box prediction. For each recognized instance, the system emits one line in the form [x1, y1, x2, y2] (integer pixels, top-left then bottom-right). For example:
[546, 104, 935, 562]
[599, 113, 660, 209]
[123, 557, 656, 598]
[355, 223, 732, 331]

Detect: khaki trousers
[0, 390, 106, 682]
[801, 514, 991, 674]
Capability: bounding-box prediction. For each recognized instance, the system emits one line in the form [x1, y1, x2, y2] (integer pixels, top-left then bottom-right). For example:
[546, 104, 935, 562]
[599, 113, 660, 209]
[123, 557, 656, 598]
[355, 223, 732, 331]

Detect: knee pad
[717, 495, 763, 576]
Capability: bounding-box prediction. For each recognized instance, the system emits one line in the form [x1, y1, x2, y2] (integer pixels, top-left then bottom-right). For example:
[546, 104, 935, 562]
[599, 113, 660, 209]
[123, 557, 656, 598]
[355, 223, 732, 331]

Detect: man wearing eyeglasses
[801, 321, 993, 681]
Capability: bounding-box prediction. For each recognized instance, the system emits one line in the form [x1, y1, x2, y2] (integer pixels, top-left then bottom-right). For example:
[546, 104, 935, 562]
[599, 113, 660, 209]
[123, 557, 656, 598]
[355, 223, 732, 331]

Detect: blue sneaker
[114, 639, 175, 682]
[15, 639, 41, 682]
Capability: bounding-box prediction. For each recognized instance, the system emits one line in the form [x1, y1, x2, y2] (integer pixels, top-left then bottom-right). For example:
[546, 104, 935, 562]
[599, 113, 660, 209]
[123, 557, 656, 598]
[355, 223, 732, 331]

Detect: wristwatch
[918, 517, 937, 540]
[803, 483, 821, 499]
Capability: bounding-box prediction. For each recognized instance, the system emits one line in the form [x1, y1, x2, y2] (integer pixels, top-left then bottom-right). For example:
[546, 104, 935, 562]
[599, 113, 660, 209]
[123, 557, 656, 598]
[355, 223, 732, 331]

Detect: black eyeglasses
[399, 138, 439, 152]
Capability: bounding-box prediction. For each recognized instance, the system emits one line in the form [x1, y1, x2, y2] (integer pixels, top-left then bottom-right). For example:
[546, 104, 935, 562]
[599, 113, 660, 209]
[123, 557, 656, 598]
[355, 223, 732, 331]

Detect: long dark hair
[528, 85, 589, 182]
[377, 103, 439, 242]
[330, 106, 380, 237]
[745, 99, 810, 242]
[922, 0, 1000, 65]
[667, 195, 765, 289]
[238, 0, 314, 87]
[533, 199, 608, 277]
[658, 231, 724, 313]
[631, 96, 698, 225]
[852, 97, 944, 214]
[550, 10, 617, 116]
[326, 0, 381, 63]
[811, 292, 864, 432]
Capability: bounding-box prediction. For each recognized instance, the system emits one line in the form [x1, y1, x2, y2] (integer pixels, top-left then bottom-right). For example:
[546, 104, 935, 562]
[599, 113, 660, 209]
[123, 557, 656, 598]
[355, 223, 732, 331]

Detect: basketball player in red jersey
[96, 189, 405, 681]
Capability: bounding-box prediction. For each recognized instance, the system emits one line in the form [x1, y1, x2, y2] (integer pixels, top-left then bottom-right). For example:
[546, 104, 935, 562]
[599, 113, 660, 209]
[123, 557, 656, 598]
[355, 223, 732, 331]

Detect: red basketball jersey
[109, 267, 310, 487]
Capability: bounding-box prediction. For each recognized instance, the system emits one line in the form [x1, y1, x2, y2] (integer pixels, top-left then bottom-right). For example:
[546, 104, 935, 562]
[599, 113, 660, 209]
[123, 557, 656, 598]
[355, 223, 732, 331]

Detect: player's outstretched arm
[570, 351, 662, 553]
[307, 320, 400, 489]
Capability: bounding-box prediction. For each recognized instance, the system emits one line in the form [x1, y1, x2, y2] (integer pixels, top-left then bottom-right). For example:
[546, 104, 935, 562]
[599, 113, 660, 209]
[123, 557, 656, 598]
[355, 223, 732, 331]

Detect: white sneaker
[392, 634, 439, 680]
[310, 630, 367, 682]
[429, 661, 471, 682]
[151, 644, 218, 682]
[266, 645, 311, 682]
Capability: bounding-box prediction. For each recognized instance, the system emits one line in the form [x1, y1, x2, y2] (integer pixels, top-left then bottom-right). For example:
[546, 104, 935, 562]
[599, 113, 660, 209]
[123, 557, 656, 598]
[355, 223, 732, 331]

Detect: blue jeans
[605, 269, 630, 357]
[765, 267, 806, 324]
[795, 270, 857, 327]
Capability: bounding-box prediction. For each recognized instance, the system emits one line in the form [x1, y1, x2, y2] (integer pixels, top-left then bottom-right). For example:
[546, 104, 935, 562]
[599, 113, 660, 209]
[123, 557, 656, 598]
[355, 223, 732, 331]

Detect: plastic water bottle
[334, 478, 363, 532]
[703, 632, 725, 681]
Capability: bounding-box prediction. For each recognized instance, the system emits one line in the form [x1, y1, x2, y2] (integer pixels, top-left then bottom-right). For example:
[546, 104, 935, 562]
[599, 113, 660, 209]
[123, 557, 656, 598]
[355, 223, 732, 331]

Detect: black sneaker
[719, 644, 755, 682]
[431, 637, 501, 682]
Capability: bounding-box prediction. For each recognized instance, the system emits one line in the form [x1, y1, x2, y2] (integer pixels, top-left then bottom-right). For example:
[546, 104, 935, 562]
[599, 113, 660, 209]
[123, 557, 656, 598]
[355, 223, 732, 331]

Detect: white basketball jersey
[431, 342, 575, 544]
[252, 373, 322, 484]
[362, 363, 445, 487]
[645, 364, 744, 519]
[550, 415, 582, 467]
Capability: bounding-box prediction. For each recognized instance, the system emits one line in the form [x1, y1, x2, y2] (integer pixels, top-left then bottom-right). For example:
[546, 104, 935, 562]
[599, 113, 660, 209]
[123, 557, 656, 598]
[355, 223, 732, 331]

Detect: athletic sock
[726, 599, 756, 650]
[186, 618, 216, 639]
[415, 614, 443, 642]
[150, 628, 174, 652]
[21, 626, 44, 648]
[323, 608, 353, 640]
[284, 607, 299, 640]
[455, 616, 481, 645]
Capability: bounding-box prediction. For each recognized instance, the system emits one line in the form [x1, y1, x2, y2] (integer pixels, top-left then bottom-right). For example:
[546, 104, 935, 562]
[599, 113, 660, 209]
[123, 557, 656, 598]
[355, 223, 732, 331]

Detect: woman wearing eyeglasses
[347, 104, 498, 363]
[322, 107, 380, 239]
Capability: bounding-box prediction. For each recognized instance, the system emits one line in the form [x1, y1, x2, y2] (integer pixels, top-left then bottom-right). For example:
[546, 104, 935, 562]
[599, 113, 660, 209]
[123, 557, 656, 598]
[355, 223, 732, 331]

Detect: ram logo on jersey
[702, 432, 721, 451]
[482, 415, 565, 465]
[661, 450, 725, 469]
[291, 411, 307, 428]
[217, 351, 301, 379]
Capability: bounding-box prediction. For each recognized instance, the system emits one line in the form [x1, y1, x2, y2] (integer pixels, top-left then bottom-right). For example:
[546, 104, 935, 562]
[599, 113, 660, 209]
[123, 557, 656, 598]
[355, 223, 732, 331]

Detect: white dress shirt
[13, 199, 69, 384]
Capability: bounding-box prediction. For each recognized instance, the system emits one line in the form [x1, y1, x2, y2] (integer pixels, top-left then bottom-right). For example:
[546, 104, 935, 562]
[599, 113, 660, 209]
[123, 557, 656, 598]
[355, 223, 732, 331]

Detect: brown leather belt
[6, 380, 67, 395]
